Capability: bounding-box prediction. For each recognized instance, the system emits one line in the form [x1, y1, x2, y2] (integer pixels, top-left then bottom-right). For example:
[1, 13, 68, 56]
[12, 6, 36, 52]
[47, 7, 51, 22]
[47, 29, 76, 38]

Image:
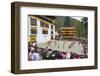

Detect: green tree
[70, 18, 86, 37]
[64, 17, 71, 27]
[81, 17, 88, 36]
[54, 16, 65, 30]
[54, 16, 87, 37]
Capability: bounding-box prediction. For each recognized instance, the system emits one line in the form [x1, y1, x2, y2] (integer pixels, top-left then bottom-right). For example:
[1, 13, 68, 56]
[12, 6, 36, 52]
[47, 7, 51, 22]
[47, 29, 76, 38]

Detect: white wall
[28, 16, 53, 43]
[0, 0, 100, 76]
[37, 20, 52, 43]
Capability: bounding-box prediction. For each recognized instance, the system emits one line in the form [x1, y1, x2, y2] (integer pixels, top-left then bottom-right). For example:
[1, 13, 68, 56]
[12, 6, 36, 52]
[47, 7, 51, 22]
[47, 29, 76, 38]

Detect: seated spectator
[72, 53, 79, 59]
[56, 51, 63, 59]
[49, 50, 57, 60]
[62, 52, 67, 59]
[46, 49, 53, 59]
[66, 52, 71, 59]
[70, 52, 73, 59]
[41, 48, 48, 60]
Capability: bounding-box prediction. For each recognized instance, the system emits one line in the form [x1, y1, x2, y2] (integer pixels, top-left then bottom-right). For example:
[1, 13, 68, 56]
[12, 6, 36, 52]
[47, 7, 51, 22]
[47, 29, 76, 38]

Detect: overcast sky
[71, 16, 83, 21]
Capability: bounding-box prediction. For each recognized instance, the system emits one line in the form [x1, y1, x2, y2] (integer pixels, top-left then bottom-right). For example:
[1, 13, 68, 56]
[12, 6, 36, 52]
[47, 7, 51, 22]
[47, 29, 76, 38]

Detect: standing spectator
[31, 50, 40, 61]
[32, 41, 37, 47]
[28, 42, 32, 55]
[28, 45, 34, 61]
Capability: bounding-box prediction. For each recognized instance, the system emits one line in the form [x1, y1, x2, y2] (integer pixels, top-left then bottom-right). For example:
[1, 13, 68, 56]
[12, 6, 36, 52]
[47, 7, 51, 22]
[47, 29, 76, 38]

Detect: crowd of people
[28, 39, 88, 61]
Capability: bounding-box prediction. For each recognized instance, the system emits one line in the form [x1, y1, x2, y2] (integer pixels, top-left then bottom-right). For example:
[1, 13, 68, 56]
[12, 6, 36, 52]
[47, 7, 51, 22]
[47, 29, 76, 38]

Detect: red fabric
[73, 53, 79, 59]
[63, 52, 67, 59]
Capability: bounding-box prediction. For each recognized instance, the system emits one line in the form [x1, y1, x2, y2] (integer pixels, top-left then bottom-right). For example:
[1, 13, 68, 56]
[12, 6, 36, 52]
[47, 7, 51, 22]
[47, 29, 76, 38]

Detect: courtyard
[37, 40, 84, 55]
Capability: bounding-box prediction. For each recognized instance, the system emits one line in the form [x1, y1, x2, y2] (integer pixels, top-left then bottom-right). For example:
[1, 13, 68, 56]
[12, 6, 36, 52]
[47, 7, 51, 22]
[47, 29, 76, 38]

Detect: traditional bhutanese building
[28, 15, 55, 43]
[59, 27, 76, 39]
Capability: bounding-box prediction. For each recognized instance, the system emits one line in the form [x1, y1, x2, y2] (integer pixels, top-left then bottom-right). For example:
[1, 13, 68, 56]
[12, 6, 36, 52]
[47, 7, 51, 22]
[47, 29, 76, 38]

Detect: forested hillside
[54, 16, 88, 37]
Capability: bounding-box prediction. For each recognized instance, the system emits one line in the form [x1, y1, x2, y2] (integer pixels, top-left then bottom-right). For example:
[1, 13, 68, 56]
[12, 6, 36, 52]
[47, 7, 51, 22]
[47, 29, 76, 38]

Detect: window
[51, 25, 53, 29]
[30, 35, 36, 42]
[31, 28, 37, 34]
[62, 34, 74, 36]
[30, 17, 37, 26]
[42, 29, 48, 34]
[40, 21, 49, 28]
[51, 31, 53, 34]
